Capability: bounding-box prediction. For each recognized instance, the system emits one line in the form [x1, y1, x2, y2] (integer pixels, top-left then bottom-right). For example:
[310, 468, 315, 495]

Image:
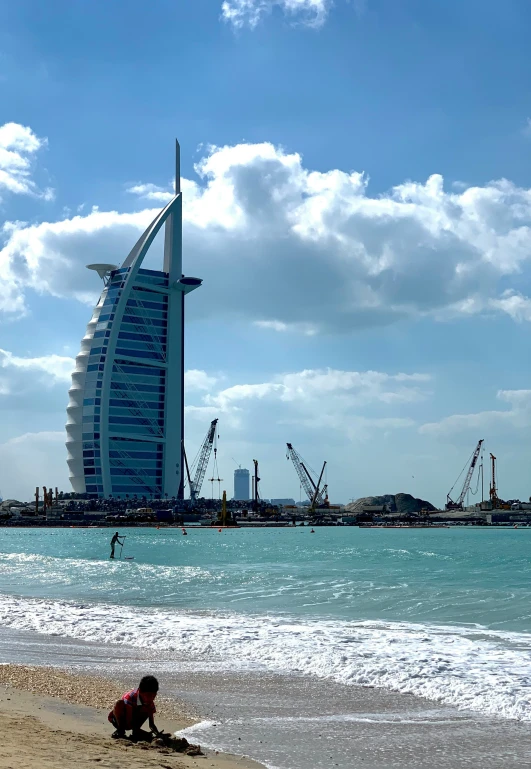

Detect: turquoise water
[1, 526, 530, 628]
[1, 526, 531, 723]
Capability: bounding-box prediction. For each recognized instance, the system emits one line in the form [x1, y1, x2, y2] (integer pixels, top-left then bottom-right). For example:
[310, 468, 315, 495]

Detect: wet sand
[2, 629, 531, 768]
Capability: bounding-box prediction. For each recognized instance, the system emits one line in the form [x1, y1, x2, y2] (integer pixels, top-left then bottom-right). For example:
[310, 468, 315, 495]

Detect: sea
[1, 526, 531, 768]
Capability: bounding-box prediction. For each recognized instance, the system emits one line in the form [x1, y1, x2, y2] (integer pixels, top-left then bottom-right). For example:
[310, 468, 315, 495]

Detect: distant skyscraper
[234, 468, 250, 500]
[66, 142, 202, 499]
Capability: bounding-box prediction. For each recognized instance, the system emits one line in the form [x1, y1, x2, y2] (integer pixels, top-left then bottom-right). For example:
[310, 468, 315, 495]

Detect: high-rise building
[66, 142, 201, 499]
[234, 468, 250, 501]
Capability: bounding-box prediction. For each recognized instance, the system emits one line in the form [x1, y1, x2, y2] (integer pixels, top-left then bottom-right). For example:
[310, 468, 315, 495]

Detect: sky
[1, 0, 531, 506]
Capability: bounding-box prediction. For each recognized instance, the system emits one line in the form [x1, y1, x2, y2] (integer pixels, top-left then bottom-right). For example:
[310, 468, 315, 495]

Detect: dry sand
[0, 665, 264, 769]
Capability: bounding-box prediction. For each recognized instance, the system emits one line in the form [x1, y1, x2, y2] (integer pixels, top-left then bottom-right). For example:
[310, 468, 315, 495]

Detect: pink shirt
[121, 688, 156, 715]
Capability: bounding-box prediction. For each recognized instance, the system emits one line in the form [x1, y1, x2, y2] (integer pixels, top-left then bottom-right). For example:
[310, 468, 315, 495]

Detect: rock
[170, 736, 190, 752]
[344, 495, 396, 513]
[395, 492, 436, 515]
[344, 493, 436, 515]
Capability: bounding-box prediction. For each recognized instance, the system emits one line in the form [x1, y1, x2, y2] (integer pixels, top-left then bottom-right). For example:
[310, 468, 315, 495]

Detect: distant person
[110, 531, 124, 559]
[108, 675, 161, 741]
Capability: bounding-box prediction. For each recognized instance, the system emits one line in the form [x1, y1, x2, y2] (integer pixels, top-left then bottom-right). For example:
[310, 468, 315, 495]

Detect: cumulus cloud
[489, 290, 531, 322]
[187, 367, 430, 438]
[0, 122, 53, 201]
[419, 389, 531, 437]
[0, 349, 75, 391]
[126, 182, 174, 203]
[184, 369, 219, 391]
[2, 141, 531, 330]
[221, 0, 331, 28]
[0, 208, 154, 315]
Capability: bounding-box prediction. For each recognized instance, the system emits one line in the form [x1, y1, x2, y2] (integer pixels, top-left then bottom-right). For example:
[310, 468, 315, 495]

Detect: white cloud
[221, 0, 331, 29]
[0, 431, 68, 500]
[0, 122, 53, 201]
[6, 430, 65, 446]
[523, 118, 531, 139]
[3, 140, 531, 330]
[126, 182, 174, 203]
[489, 290, 531, 322]
[195, 367, 429, 437]
[0, 208, 154, 315]
[184, 369, 219, 391]
[254, 319, 318, 335]
[0, 349, 75, 391]
[419, 389, 531, 437]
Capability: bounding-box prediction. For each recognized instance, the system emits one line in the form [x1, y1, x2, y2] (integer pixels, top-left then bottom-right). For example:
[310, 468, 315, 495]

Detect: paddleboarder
[110, 531, 124, 559]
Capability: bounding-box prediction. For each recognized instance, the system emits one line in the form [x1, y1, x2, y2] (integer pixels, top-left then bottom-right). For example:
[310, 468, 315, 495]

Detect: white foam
[0, 592, 530, 721]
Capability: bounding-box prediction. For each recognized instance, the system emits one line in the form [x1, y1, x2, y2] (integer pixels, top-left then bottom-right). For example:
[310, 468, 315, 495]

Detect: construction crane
[252, 459, 260, 510]
[446, 439, 484, 510]
[286, 443, 327, 511]
[208, 430, 223, 499]
[184, 419, 218, 502]
[489, 453, 499, 507]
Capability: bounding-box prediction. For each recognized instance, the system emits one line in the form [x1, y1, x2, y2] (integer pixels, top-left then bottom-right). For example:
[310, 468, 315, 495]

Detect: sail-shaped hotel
[66, 142, 201, 499]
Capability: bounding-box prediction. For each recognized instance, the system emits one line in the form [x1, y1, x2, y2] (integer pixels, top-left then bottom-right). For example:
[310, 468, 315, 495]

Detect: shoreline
[0, 664, 265, 769]
[2, 631, 531, 768]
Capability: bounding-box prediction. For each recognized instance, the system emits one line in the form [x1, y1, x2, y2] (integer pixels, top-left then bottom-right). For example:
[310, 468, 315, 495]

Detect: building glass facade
[66, 147, 201, 499]
[234, 468, 250, 501]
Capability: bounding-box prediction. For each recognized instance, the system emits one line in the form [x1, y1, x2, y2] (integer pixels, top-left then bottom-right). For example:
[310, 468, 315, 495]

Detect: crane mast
[189, 419, 218, 502]
[252, 459, 260, 510]
[446, 439, 484, 510]
[489, 453, 498, 505]
[286, 443, 326, 509]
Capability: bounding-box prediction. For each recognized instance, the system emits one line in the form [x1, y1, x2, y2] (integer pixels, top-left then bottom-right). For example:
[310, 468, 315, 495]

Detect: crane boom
[190, 419, 218, 502]
[286, 443, 326, 507]
[311, 461, 327, 509]
[446, 439, 483, 510]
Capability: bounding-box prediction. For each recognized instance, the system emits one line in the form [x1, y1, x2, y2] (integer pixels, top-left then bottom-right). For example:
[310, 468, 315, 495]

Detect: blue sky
[1, 0, 530, 505]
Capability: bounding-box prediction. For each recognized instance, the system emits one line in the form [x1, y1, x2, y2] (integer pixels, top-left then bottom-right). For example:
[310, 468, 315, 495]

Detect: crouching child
[108, 675, 162, 741]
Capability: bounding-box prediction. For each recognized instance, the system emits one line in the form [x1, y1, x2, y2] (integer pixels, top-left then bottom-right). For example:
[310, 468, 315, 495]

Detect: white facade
[234, 468, 250, 500]
[66, 142, 201, 499]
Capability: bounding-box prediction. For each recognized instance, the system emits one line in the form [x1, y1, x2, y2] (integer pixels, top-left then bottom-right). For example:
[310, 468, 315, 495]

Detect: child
[108, 675, 162, 741]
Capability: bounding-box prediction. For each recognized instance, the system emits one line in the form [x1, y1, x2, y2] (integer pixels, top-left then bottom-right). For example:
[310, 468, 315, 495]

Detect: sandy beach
[0, 665, 264, 769]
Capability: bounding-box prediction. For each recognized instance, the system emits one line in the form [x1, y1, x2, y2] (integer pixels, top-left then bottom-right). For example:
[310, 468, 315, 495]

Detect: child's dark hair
[139, 675, 159, 693]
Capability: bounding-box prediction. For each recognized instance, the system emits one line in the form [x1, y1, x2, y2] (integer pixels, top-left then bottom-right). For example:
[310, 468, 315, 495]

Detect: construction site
[1, 416, 530, 527]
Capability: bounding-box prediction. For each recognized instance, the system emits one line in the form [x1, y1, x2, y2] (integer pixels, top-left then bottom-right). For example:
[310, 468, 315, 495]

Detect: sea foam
[0, 592, 530, 721]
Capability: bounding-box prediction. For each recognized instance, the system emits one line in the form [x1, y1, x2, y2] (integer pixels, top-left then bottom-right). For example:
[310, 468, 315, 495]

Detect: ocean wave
[0, 551, 214, 584]
[0, 593, 530, 721]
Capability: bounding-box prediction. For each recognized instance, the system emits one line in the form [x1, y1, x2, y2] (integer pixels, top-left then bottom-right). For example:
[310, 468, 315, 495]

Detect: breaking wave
[0, 592, 530, 721]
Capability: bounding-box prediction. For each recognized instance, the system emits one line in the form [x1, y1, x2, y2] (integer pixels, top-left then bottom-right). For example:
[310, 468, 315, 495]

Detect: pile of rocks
[344, 492, 436, 515]
[123, 733, 203, 756]
[153, 735, 202, 755]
